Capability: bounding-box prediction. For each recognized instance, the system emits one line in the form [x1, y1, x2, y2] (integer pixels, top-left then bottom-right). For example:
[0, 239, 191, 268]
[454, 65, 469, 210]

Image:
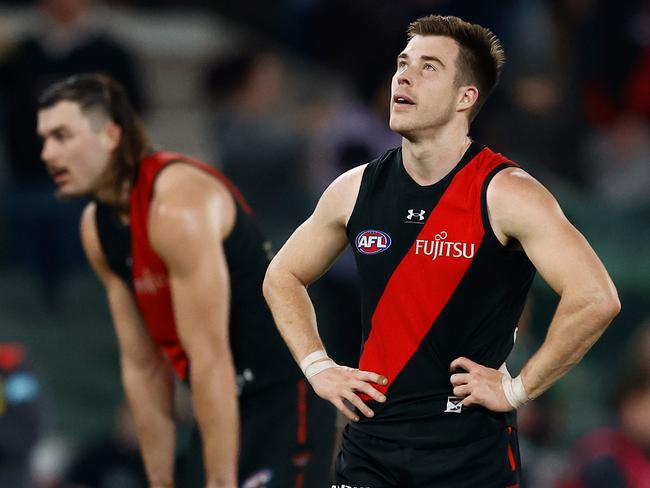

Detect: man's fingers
[450, 356, 477, 373]
[461, 394, 476, 407]
[333, 399, 359, 422]
[353, 381, 387, 403]
[450, 373, 470, 386]
[453, 384, 471, 397]
[356, 370, 388, 386]
[343, 391, 375, 418]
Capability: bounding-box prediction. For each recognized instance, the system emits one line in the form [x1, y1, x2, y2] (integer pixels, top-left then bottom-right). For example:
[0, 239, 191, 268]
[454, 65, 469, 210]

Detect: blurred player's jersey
[347, 143, 535, 447]
[95, 152, 299, 395]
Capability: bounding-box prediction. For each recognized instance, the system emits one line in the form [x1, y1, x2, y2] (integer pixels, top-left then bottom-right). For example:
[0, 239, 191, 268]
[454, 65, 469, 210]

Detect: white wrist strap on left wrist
[502, 374, 531, 409]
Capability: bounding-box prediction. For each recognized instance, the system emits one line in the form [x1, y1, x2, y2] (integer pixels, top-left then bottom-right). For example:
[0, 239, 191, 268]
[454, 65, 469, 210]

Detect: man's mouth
[393, 94, 415, 105]
[50, 168, 69, 184]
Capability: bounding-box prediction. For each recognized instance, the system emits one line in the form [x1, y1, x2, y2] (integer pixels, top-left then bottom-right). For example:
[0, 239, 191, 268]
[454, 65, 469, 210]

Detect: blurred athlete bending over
[37, 73, 335, 488]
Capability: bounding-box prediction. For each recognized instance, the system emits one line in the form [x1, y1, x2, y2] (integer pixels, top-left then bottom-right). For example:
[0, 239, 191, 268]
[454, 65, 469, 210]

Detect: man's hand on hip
[449, 357, 513, 412]
[310, 366, 388, 421]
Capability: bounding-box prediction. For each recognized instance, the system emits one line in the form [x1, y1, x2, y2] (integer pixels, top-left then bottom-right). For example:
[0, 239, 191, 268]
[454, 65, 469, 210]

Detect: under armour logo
[406, 209, 426, 221]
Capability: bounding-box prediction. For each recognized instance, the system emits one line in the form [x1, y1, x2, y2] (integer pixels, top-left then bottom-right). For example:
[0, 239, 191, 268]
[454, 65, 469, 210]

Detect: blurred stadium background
[0, 0, 648, 486]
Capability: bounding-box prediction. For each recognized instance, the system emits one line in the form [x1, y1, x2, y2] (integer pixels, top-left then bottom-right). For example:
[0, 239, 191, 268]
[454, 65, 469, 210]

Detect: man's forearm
[263, 268, 325, 363]
[122, 360, 176, 486]
[190, 355, 239, 487]
[520, 291, 619, 399]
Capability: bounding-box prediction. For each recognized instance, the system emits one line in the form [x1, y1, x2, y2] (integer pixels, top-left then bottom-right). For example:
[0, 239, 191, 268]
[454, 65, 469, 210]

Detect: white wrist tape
[305, 359, 337, 379]
[498, 363, 511, 378]
[502, 374, 531, 409]
[299, 350, 338, 379]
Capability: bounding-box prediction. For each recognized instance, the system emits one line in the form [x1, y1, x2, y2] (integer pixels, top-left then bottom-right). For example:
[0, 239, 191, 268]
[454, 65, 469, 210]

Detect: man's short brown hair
[407, 15, 505, 121]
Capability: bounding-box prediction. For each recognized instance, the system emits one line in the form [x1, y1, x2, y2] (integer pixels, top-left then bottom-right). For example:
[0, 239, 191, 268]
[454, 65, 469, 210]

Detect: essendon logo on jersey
[355, 230, 391, 255]
[134, 268, 169, 295]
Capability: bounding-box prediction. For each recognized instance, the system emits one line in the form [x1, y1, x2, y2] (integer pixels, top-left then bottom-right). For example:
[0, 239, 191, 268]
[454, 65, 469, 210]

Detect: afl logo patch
[355, 230, 391, 255]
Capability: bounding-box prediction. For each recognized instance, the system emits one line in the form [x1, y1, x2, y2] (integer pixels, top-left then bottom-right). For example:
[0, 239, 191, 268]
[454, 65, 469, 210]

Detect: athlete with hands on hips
[264, 13, 619, 488]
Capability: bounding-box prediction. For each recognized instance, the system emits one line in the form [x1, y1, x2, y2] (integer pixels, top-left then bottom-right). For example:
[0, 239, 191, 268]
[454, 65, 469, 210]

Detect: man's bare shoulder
[487, 166, 565, 243]
[148, 162, 234, 264]
[325, 163, 367, 194]
[317, 163, 368, 226]
[150, 162, 234, 224]
[488, 167, 559, 214]
[153, 162, 229, 204]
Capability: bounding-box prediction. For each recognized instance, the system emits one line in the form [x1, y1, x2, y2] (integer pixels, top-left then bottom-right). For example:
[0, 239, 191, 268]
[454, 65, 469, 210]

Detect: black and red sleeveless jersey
[346, 142, 535, 447]
[94, 151, 299, 395]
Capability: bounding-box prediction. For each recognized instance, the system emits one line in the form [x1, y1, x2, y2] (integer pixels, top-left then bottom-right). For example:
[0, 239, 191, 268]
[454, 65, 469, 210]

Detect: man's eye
[424, 63, 435, 71]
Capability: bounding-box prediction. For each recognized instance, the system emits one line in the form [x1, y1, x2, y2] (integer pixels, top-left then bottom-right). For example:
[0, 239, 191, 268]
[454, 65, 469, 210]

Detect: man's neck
[95, 184, 130, 216]
[401, 124, 471, 186]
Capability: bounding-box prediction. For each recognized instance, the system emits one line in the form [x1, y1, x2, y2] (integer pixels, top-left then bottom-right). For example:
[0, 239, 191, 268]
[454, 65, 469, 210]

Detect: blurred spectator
[583, 112, 650, 206]
[475, 0, 589, 188]
[559, 0, 650, 203]
[477, 70, 587, 189]
[64, 402, 147, 488]
[0, 343, 45, 488]
[0, 0, 144, 304]
[517, 395, 568, 488]
[308, 73, 400, 194]
[204, 42, 310, 244]
[573, 0, 650, 127]
[561, 326, 650, 488]
[629, 318, 650, 376]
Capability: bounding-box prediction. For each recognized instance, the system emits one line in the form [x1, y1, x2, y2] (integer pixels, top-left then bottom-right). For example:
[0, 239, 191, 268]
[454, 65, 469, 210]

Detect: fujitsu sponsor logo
[134, 268, 169, 295]
[414, 231, 475, 261]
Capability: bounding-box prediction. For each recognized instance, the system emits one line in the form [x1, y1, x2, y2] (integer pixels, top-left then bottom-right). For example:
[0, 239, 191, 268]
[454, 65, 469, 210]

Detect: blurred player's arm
[264, 165, 387, 422]
[450, 168, 620, 411]
[149, 164, 238, 488]
[80, 203, 175, 488]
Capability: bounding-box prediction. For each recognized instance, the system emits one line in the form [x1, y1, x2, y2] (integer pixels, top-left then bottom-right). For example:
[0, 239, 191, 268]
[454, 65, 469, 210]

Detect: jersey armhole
[94, 201, 135, 289]
[345, 163, 374, 239]
[148, 159, 186, 203]
[480, 163, 522, 253]
[94, 201, 114, 268]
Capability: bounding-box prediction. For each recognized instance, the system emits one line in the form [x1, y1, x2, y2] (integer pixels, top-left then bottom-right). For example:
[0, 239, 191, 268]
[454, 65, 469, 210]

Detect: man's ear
[101, 122, 122, 151]
[457, 85, 479, 113]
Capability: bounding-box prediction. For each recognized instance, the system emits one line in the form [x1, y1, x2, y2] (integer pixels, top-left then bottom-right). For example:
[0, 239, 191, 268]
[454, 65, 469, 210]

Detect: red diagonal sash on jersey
[358, 148, 507, 396]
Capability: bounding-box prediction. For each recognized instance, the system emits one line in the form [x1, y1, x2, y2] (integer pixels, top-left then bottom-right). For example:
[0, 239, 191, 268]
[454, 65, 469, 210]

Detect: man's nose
[397, 66, 413, 86]
[41, 138, 55, 162]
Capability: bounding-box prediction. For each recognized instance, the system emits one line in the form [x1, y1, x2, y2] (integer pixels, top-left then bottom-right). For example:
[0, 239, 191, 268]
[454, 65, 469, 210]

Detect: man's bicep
[520, 214, 602, 295]
[272, 213, 349, 286]
[491, 170, 612, 296]
[167, 240, 232, 358]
